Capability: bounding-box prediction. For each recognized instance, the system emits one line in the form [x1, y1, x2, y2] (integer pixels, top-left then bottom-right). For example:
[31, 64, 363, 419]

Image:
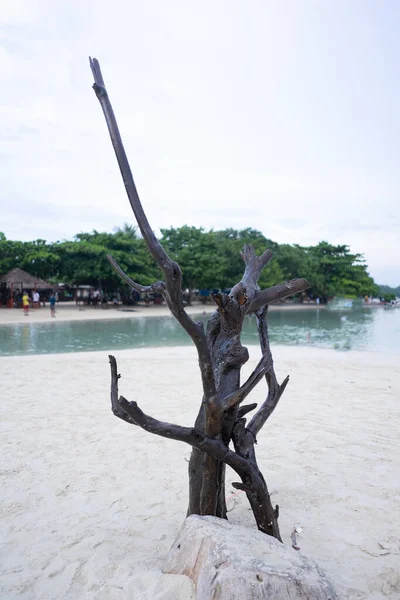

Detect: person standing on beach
[33, 290, 40, 308]
[49, 293, 56, 317]
[22, 292, 30, 316]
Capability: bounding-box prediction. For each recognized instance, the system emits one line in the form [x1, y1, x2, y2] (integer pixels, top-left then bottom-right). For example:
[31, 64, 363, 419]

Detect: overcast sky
[0, 0, 399, 285]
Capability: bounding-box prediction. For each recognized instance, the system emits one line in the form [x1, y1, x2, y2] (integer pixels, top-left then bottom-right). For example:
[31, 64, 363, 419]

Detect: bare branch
[109, 355, 135, 424]
[231, 482, 252, 493]
[89, 56, 105, 86]
[248, 375, 289, 437]
[231, 416, 282, 540]
[239, 244, 273, 288]
[107, 254, 165, 294]
[117, 395, 248, 473]
[89, 57, 173, 272]
[90, 57, 216, 400]
[117, 393, 281, 539]
[241, 245, 273, 271]
[230, 245, 273, 310]
[237, 403, 258, 419]
[247, 308, 289, 437]
[223, 352, 273, 411]
[248, 278, 310, 313]
[254, 306, 271, 355]
[211, 292, 229, 311]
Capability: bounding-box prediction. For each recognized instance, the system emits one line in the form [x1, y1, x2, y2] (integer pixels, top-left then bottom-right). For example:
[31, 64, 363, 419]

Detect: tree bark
[90, 57, 310, 541]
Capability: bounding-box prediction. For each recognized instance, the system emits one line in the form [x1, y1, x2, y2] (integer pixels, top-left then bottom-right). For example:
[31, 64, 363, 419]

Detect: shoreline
[0, 301, 325, 326]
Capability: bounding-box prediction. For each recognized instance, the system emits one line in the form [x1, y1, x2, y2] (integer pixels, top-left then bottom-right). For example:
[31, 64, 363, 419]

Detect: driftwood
[164, 516, 338, 599]
[89, 57, 310, 541]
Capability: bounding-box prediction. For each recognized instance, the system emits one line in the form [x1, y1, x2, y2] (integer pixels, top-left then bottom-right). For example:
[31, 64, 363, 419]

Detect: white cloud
[0, 0, 399, 284]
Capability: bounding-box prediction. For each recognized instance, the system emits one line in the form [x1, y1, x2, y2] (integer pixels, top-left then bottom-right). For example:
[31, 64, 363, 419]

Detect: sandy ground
[1, 345, 399, 600]
[0, 301, 323, 326]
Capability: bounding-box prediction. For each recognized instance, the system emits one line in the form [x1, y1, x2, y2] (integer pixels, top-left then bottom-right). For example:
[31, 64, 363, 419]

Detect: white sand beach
[0, 303, 215, 326]
[0, 301, 324, 326]
[1, 344, 399, 599]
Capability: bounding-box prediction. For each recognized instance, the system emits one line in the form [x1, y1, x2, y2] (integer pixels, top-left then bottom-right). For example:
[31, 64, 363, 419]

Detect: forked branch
[117, 392, 281, 539]
[90, 57, 216, 400]
[249, 278, 310, 313]
[109, 355, 135, 424]
[247, 307, 290, 438]
[230, 245, 273, 304]
[223, 352, 273, 411]
[97, 58, 310, 544]
[117, 395, 247, 473]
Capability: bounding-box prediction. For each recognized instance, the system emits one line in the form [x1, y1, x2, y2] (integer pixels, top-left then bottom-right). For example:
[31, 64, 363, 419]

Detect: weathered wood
[248, 278, 310, 313]
[222, 353, 273, 411]
[117, 391, 280, 539]
[232, 418, 282, 540]
[247, 307, 290, 437]
[92, 57, 311, 541]
[109, 355, 134, 424]
[107, 254, 165, 295]
[90, 57, 216, 404]
[164, 516, 338, 600]
[197, 244, 277, 516]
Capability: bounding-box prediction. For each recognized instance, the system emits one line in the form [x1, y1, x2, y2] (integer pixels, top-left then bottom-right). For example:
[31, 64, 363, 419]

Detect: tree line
[0, 226, 379, 302]
[378, 284, 400, 302]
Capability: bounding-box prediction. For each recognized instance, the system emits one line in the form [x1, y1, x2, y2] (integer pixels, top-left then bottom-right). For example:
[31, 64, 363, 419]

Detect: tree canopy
[379, 284, 400, 301]
[0, 226, 380, 300]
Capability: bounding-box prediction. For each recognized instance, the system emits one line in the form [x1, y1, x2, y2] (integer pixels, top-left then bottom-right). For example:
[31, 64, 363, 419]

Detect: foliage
[379, 284, 400, 298]
[55, 227, 160, 290]
[382, 292, 396, 302]
[0, 235, 61, 281]
[302, 242, 378, 301]
[160, 226, 225, 290]
[160, 226, 283, 291]
[0, 228, 381, 300]
[213, 228, 283, 290]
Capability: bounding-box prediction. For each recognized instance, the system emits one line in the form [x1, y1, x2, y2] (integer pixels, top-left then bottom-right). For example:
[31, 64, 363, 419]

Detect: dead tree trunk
[89, 57, 310, 541]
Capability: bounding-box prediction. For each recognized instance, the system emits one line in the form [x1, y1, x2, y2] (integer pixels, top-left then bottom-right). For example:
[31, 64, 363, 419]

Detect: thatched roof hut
[0, 268, 54, 291]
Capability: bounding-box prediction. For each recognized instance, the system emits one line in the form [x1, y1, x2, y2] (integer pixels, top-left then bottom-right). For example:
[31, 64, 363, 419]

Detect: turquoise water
[0, 308, 399, 356]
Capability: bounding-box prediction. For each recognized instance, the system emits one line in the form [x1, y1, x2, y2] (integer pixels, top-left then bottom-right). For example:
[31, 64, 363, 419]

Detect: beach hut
[0, 268, 54, 308]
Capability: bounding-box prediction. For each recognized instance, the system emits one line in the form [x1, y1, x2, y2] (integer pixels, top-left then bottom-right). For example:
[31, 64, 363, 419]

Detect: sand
[0, 301, 323, 326]
[1, 344, 399, 599]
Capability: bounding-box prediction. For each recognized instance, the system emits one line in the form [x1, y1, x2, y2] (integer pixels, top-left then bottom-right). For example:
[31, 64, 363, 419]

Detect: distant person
[33, 290, 40, 308]
[316, 297, 320, 305]
[22, 292, 30, 316]
[49, 293, 56, 318]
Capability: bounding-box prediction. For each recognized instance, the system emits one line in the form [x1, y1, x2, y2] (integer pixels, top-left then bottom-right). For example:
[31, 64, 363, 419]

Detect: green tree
[55, 227, 160, 291]
[0, 234, 28, 274]
[214, 228, 283, 290]
[379, 284, 400, 298]
[160, 226, 225, 291]
[20, 240, 61, 281]
[1, 228, 380, 304]
[304, 242, 378, 301]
